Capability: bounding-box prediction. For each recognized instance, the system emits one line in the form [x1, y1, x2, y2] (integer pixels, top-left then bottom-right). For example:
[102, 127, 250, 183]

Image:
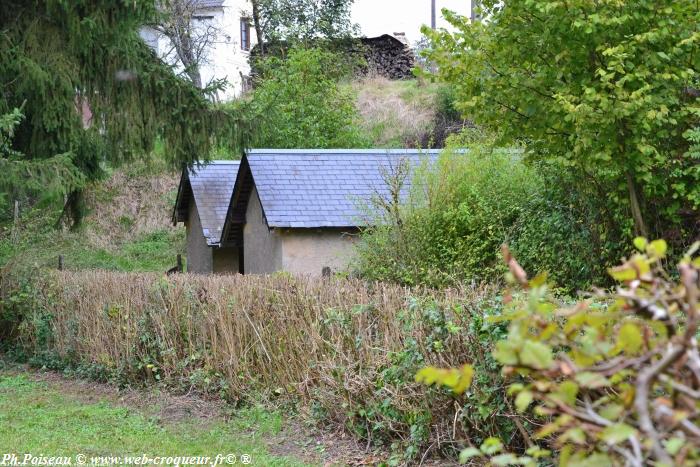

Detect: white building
[352, 0, 473, 45]
[141, 0, 256, 101]
[141, 0, 472, 100]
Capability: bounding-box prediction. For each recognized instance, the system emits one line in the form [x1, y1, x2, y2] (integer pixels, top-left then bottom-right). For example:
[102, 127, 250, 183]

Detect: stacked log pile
[250, 34, 416, 81]
[356, 35, 415, 80]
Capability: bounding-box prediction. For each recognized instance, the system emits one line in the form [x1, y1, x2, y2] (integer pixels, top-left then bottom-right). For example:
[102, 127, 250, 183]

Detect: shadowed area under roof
[174, 161, 240, 246]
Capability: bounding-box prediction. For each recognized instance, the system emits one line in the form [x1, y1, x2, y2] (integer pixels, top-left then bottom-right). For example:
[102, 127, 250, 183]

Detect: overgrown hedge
[0, 268, 526, 463]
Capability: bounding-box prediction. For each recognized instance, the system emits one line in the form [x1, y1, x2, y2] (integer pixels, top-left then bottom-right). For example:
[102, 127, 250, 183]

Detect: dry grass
[352, 76, 438, 148]
[82, 169, 180, 249]
[15, 270, 508, 458]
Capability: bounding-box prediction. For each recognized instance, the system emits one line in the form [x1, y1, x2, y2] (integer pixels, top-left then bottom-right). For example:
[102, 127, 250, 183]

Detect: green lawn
[0, 373, 311, 467]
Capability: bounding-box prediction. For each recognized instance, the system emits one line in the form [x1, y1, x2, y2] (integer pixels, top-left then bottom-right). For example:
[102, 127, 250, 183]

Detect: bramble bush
[419, 238, 700, 465]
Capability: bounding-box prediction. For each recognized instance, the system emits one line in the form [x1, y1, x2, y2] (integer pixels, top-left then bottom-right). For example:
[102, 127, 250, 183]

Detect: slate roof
[174, 161, 240, 246]
[194, 0, 224, 9]
[244, 149, 441, 228]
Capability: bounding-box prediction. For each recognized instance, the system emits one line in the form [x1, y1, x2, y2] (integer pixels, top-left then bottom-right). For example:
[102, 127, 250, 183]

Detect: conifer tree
[0, 0, 249, 224]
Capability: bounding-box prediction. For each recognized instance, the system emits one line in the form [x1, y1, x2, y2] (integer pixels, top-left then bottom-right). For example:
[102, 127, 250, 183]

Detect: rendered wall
[140, 0, 256, 101]
[213, 247, 240, 274]
[186, 198, 214, 274]
[243, 187, 357, 276]
[280, 229, 357, 276]
[243, 187, 283, 274]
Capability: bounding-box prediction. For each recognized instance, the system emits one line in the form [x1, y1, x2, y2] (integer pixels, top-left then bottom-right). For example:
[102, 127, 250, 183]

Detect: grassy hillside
[0, 162, 183, 272]
[350, 76, 465, 148]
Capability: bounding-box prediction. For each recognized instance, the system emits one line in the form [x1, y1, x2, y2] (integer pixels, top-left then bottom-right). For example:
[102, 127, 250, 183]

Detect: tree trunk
[56, 190, 85, 230]
[174, 13, 203, 88]
[251, 0, 264, 54]
[626, 170, 649, 238]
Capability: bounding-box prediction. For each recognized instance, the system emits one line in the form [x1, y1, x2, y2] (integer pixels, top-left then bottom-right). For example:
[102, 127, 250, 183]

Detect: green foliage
[256, 0, 358, 44]
[420, 240, 700, 465]
[508, 163, 624, 291]
[355, 136, 533, 286]
[423, 0, 700, 243]
[0, 207, 184, 273]
[3, 265, 519, 464]
[240, 47, 369, 149]
[338, 295, 518, 464]
[0, 109, 85, 220]
[0, 1, 249, 221]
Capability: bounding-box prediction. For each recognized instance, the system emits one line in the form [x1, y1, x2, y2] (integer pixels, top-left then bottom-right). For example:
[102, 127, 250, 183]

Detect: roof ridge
[189, 160, 241, 166]
[247, 149, 443, 155]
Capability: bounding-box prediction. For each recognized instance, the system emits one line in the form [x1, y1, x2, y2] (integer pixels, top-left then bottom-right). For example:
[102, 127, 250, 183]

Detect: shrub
[419, 239, 700, 465]
[508, 162, 625, 292]
[1, 268, 524, 463]
[236, 47, 370, 149]
[355, 131, 617, 292]
[355, 134, 539, 287]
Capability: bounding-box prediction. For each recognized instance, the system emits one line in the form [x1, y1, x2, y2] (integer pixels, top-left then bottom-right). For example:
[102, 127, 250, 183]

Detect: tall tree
[251, 0, 358, 47]
[149, 0, 224, 89]
[423, 1, 700, 239]
[0, 0, 249, 224]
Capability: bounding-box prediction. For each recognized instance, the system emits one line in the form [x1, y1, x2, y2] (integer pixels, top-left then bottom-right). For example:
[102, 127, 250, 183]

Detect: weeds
[4, 270, 524, 462]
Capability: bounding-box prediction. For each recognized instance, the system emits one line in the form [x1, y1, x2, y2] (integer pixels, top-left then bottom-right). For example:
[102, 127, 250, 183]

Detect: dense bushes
[1, 269, 524, 463]
[233, 47, 369, 149]
[422, 0, 700, 272]
[355, 133, 600, 291]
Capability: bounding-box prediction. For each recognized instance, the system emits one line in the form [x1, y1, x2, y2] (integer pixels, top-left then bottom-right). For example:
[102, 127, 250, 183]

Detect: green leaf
[575, 372, 610, 389]
[664, 437, 685, 455]
[493, 341, 519, 365]
[633, 237, 648, 251]
[551, 381, 578, 406]
[618, 322, 643, 355]
[600, 423, 636, 444]
[458, 447, 482, 463]
[562, 427, 586, 444]
[648, 239, 668, 258]
[490, 454, 521, 466]
[519, 340, 553, 369]
[515, 390, 534, 413]
[599, 404, 624, 421]
[525, 446, 551, 459]
[480, 437, 504, 455]
[415, 364, 474, 394]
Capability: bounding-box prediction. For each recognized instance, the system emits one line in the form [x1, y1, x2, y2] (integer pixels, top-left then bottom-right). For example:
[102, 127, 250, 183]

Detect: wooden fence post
[11, 200, 18, 244]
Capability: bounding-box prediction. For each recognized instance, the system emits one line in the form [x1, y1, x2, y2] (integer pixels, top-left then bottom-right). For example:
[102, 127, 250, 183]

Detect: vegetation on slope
[0, 161, 183, 272]
[351, 76, 466, 149]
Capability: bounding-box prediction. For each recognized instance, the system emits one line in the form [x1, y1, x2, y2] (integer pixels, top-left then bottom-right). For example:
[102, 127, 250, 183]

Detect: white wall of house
[352, 0, 472, 44]
[141, 0, 256, 101]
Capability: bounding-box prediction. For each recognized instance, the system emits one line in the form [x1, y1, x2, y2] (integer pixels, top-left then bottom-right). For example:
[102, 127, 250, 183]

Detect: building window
[240, 17, 251, 51]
